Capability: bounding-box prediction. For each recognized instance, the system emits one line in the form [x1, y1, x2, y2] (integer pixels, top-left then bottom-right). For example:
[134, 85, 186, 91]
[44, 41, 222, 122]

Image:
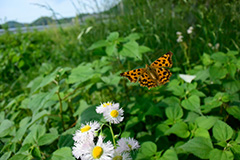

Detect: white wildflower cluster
[176, 31, 183, 43]
[72, 102, 140, 160]
[208, 43, 220, 50]
[176, 26, 194, 43]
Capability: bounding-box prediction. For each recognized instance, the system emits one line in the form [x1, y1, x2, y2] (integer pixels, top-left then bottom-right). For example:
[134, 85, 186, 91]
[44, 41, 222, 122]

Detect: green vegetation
[0, 0, 240, 159]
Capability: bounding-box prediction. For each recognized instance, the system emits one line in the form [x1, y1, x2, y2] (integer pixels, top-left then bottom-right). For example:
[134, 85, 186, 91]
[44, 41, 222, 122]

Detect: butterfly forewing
[151, 51, 173, 68]
[120, 68, 145, 82]
[155, 68, 172, 84]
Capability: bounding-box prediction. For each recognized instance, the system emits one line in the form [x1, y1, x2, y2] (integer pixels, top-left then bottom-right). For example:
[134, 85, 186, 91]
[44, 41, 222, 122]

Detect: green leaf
[0, 152, 11, 160]
[155, 124, 170, 140]
[58, 134, 74, 148]
[125, 117, 139, 131]
[195, 116, 218, 130]
[160, 148, 178, 160]
[12, 117, 31, 142]
[67, 64, 94, 84]
[105, 43, 116, 56]
[227, 105, 240, 120]
[38, 133, 58, 146]
[223, 80, 240, 94]
[73, 100, 89, 117]
[10, 154, 32, 160]
[31, 146, 41, 159]
[29, 110, 49, 127]
[0, 119, 14, 137]
[211, 52, 228, 63]
[139, 46, 152, 54]
[195, 69, 210, 81]
[88, 40, 108, 50]
[230, 144, 240, 160]
[107, 32, 119, 41]
[165, 105, 183, 121]
[227, 63, 237, 79]
[52, 147, 75, 160]
[140, 141, 157, 157]
[213, 120, 233, 142]
[165, 122, 190, 138]
[209, 149, 234, 160]
[202, 53, 212, 66]
[180, 137, 213, 159]
[195, 128, 211, 139]
[119, 41, 141, 60]
[181, 95, 201, 114]
[209, 66, 227, 80]
[125, 33, 141, 41]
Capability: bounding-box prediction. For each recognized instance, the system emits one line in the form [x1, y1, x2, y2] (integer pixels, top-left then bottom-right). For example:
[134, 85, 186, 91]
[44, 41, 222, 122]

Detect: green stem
[57, 90, 66, 131]
[109, 122, 116, 147]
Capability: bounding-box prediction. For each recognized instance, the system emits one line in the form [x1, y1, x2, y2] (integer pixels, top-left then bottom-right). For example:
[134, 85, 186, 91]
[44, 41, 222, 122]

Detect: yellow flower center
[110, 110, 119, 117]
[128, 144, 132, 150]
[103, 102, 112, 107]
[80, 125, 91, 133]
[92, 146, 103, 159]
[113, 155, 123, 160]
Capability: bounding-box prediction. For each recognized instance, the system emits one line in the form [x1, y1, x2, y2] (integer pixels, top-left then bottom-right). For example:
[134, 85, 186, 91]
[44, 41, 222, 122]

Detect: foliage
[0, 0, 240, 159]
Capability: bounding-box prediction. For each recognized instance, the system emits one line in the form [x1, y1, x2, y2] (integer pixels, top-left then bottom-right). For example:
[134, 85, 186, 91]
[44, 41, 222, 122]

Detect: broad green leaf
[67, 64, 94, 84]
[195, 69, 210, 81]
[223, 80, 240, 94]
[52, 147, 75, 160]
[155, 124, 170, 140]
[230, 144, 240, 160]
[119, 41, 141, 60]
[165, 105, 183, 121]
[105, 43, 116, 56]
[160, 148, 178, 160]
[10, 154, 32, 160]
[125, 33, 141, 41]
[38, 133, 58, 146]
[58, 134, 74, 148]
[88, 40, 108, 50]
[22, 125, 46, 145]
[202, 53, 212, 66]
[78, 106, 101, 123]
[125, 117, 139, 131]
[195, 116, 218, 130]
[0, 119, 14, 137]
[139, 46, 152, 54]
[12, 117, 31, 142]
[209, 149, 234, 160]
[213, 120, 233, 142]
[227, 63, 237, 79]
[107, 32, 119, 41]
[28, 110, 49, 127]
[73, 100, 89, 117]
[211, 52, 228, 63]
[27, 76, 44, 93]
[180, 137, 213, 159]
[226, 105, 240, 120]
[0, 152, 11, 160]
[195, 128, 211, 139]
[140, 141, 157, 157]
[31, 147, 41, 159]
[181, 95, 201, 114]
[209, 66, 227, 80]
[165, 122, 190, 138]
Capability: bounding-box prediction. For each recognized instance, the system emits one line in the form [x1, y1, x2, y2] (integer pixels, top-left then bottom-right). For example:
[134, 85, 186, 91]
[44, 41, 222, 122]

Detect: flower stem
[109, 122, 116, 147]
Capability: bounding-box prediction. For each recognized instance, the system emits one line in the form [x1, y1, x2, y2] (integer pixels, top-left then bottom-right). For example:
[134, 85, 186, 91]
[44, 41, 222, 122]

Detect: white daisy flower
[179, 74, 196, 83]
[176, 31, 182, 36]
[81, 135, 114, 160]
[73, 121, 100, 143]
[116, 137, 140, 153]
[96, 102, 119, 114]
[103, 105, 124, 124]
[113, 150, 132, 160]
[177, 35, 183, 43]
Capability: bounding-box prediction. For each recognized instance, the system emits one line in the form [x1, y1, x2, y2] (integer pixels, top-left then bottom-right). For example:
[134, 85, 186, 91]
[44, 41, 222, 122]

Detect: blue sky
[0, 0, 120, 24]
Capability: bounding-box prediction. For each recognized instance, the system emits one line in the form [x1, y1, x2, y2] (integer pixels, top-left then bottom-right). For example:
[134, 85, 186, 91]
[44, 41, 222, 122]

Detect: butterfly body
[120, 52, 173, 89]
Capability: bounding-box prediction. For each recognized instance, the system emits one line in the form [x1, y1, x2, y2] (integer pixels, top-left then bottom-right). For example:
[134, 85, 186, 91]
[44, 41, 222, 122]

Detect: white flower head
[103, 105, 124, 124]
[80, 135, 114, 160]
[177, 35, 183, 43]
[176, 31, 182, 36]
[116, 137, 140, 153]
[179, 74, 196, 83]
[113, 150, 132, 160]
[96, 102, 119, 114]
[187, 26, 194, 34]
[73, 121, 100, 143]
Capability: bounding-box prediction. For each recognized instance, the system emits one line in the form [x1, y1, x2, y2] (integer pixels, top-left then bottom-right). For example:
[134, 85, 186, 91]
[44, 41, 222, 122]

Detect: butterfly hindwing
[151, 51, 173, 68]
[139, 72, 158, 89]
[120, 68, 145, 82]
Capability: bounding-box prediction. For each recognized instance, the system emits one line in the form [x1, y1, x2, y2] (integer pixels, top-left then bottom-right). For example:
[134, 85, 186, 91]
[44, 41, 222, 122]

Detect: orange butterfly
[120, 52, 173, 89]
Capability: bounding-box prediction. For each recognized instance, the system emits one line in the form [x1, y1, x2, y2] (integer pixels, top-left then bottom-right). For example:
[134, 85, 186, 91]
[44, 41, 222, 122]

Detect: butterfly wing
[120, 68, 145, 82]
[155, 68, 172, 85]
[151, 51, 173, 68]
[139, 72, 158, 89]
